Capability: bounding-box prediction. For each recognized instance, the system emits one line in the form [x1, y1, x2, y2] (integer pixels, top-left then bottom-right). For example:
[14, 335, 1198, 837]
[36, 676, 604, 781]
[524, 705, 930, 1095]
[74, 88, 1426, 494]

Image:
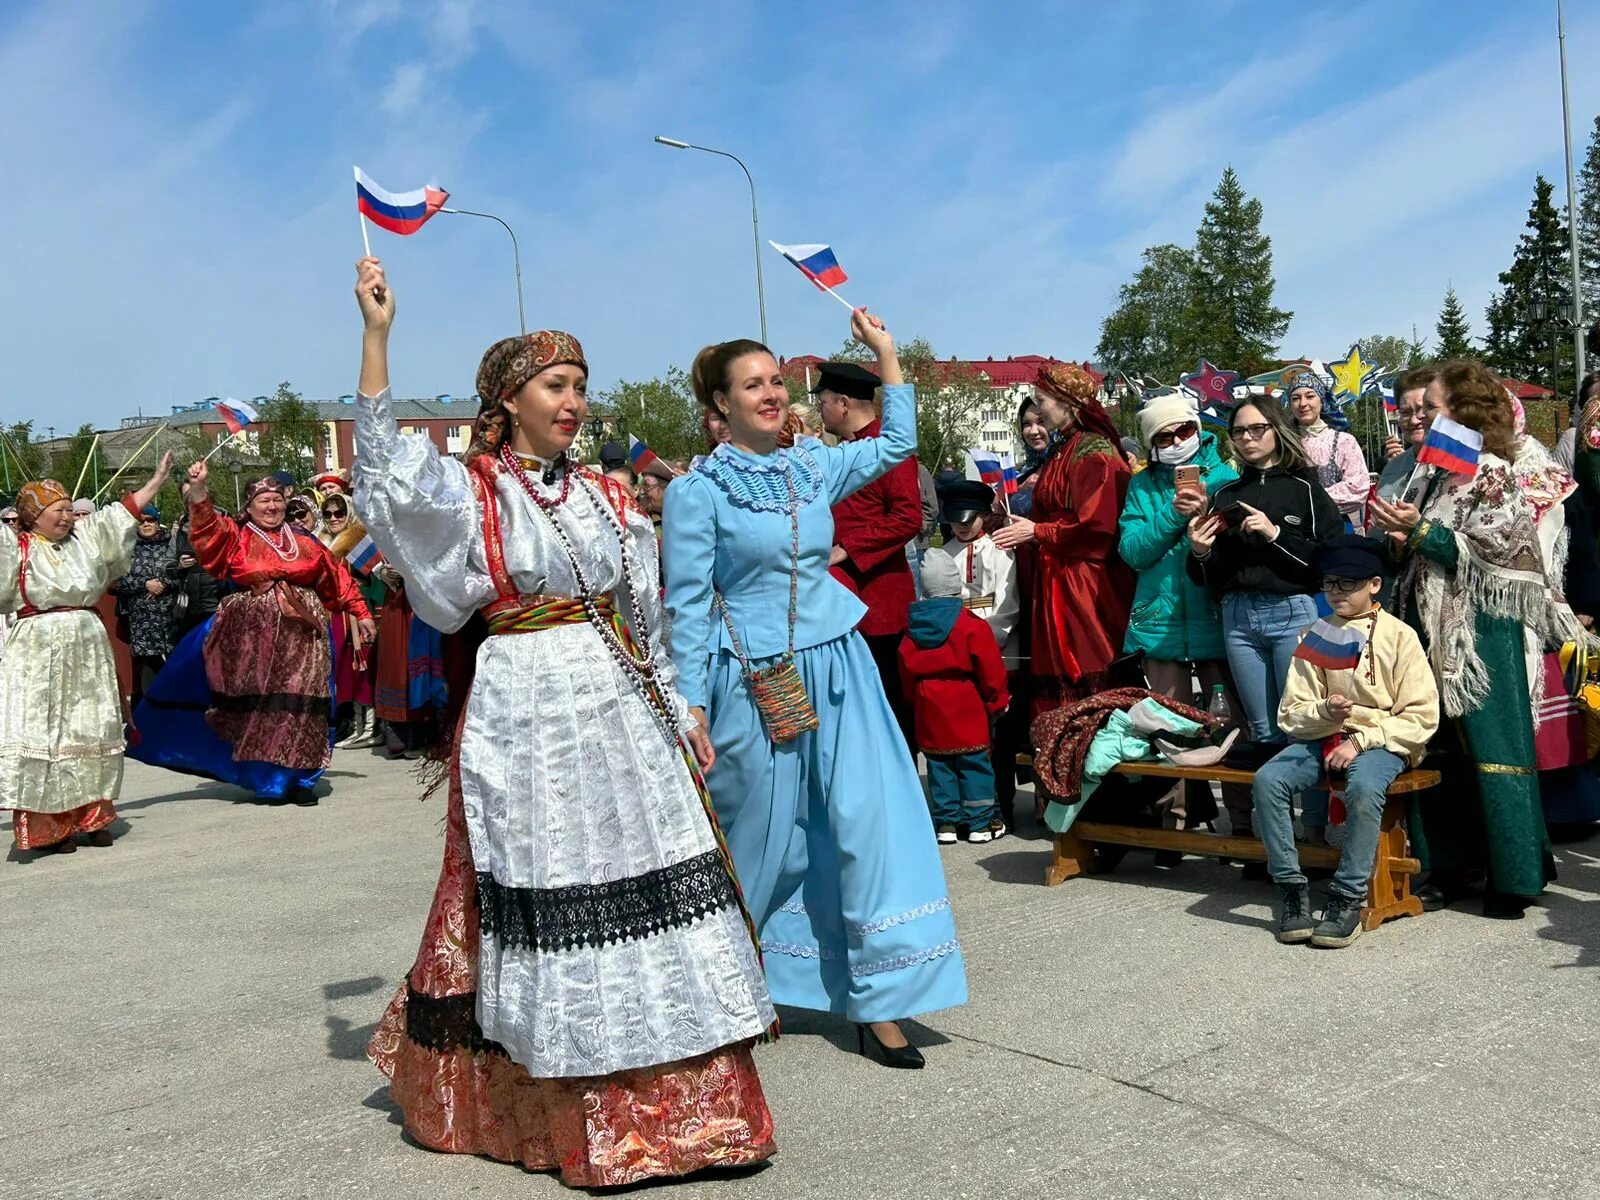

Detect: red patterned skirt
[203, 586, 332, 770]
[367, 753, 776, 1188]
[12, 800, 116, 850]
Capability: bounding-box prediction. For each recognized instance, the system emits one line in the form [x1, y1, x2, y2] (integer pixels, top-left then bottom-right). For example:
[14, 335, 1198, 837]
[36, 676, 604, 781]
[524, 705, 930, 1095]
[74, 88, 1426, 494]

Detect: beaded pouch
[717, 603, 819, 744]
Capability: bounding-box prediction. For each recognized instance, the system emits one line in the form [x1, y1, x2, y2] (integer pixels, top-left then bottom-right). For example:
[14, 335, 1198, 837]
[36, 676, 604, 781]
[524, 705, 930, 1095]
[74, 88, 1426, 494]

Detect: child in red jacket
[899, 552, 1011, 843]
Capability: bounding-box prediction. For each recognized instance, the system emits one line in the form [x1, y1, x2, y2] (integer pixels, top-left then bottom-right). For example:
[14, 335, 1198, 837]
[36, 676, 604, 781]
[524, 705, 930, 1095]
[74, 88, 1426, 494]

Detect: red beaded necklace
[500, 445, 572, 508]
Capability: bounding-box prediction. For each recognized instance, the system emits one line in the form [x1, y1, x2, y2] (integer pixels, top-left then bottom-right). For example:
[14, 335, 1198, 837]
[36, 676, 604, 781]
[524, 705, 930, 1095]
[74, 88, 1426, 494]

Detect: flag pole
[72, 433, 100, 497]
[91, 423, 168, 503]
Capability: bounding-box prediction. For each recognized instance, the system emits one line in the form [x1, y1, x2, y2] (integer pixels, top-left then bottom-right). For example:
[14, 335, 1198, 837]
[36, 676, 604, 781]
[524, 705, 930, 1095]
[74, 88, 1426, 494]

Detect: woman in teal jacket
[1117, 394, 1249, 832]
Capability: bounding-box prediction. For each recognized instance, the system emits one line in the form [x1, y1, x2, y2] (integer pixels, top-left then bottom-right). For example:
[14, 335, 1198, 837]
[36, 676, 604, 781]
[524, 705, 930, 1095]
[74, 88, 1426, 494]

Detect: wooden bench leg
[1045, 828, 1093, 886]
[1360, 799, 1425, 930]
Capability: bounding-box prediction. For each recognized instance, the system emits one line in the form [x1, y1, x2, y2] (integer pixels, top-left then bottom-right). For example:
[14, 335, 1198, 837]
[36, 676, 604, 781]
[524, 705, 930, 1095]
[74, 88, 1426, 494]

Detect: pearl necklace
[246, 521, 300, 562]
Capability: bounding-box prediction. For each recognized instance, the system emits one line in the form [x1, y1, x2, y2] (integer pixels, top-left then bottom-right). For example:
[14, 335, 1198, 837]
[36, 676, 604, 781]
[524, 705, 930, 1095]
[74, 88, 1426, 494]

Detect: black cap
[598, 441, 628, 469]
[270, 469, 295, 488]
[938, 478, 996, 525]
[810, 362, 880, 401]
[1314, 534, 1387, 581]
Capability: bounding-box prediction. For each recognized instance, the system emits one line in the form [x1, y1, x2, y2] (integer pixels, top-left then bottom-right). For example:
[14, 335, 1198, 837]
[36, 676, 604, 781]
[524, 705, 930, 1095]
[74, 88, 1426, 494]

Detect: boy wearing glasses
[1253, 535, 1438, 948]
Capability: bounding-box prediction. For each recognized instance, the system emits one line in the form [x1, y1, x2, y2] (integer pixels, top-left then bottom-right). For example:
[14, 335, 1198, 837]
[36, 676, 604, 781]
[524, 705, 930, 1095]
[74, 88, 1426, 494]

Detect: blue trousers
[1254, 741, 1406, 901]
[1222, 591, 1318, 743]
[704, 631, 968, 1023]
[927, 750, 997, 829]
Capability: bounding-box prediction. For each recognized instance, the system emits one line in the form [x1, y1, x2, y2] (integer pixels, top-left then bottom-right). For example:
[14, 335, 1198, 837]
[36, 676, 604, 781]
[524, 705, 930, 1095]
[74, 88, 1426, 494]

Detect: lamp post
[1558, 0, 1587, 382]
[440, 207, 526, 334]
[654, 136, 768, 345]
[1528, 296, 1576, 402]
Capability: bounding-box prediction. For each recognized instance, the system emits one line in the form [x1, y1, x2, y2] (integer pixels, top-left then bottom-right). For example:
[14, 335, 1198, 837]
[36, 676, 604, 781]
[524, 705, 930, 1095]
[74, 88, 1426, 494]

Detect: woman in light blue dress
[663, 309, 967, 1069]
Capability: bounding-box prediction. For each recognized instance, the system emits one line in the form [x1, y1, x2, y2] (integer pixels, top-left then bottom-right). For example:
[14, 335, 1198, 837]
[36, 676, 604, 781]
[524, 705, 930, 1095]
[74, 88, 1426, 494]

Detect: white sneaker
[935, 823, 959, 844]
[967, 821, 1007, 845]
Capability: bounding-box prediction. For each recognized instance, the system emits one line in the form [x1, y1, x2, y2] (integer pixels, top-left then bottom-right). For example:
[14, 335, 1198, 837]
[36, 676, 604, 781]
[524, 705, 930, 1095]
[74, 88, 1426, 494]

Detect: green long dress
[1403, 521, 1555, 898]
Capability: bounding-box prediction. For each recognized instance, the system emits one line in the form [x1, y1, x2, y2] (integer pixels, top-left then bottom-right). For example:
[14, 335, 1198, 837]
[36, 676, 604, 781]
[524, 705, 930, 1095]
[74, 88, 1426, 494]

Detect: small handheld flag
[1294, 618, 1368, 672]
[998, 451, 1020, 496]
[213, 398, 258, 437]
[628, 435, 664, 476]
[967, 449, 1004, 487]
[769, 240, 856, 312]
[355, 167, 449, 237]
[347, 532, 384, 577]
[1416, 415, 1483, 476]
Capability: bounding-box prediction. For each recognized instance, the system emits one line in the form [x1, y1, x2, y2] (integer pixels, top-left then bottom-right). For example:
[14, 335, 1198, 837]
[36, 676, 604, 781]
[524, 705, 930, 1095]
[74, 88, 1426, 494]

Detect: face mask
[1155, 433, 1201, 465]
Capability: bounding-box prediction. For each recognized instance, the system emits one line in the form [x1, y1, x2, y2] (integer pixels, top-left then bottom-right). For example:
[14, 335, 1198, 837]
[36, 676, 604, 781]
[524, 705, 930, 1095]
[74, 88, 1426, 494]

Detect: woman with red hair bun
[993, 362, 1135, 718]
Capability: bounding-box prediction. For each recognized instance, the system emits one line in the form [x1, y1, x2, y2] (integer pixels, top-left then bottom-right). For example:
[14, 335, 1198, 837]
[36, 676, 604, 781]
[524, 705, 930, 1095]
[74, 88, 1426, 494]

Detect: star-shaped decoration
[1329, 345, 1379, 404]
[1180, 358, 1240, 406]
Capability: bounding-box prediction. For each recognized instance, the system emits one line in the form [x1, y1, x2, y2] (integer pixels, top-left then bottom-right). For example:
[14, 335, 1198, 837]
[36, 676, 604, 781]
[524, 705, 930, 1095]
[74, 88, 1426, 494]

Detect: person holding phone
[1118, 391, 1247, 833]
[1186, 401, 1341, 761]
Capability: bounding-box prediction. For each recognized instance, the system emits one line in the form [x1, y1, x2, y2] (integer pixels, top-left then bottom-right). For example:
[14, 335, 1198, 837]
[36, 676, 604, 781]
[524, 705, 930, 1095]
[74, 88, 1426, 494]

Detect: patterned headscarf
[243, 476, 286, 505]
[16, 480, 69, 530]
[470, 330, 588, 460]
[1285, 371, 1347, 430]
[1035, 362, 1121, 446]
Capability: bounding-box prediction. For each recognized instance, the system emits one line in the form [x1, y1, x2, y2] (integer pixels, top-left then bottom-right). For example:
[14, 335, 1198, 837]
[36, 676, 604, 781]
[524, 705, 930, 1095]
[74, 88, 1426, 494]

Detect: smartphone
[1174, 465, 1201, 490]
[1214, 503, 1246, 529]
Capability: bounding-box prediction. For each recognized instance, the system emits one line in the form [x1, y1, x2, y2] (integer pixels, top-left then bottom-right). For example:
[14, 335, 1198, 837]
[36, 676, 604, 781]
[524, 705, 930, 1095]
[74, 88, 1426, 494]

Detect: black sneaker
[1310, 893, 1365, 948]
[1275, 883, 1315, 944]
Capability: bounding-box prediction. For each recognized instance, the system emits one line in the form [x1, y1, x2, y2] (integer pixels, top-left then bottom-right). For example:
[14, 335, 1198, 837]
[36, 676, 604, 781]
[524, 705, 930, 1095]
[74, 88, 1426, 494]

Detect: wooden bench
[1022, 757, 1440, 932]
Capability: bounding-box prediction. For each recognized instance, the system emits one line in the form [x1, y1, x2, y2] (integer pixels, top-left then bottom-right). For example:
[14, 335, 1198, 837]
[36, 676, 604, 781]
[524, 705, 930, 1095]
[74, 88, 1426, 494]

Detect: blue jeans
[1253, 742, 1406, 900]
[1222, 591, 1318, 743]
[927, 750, 997, 829]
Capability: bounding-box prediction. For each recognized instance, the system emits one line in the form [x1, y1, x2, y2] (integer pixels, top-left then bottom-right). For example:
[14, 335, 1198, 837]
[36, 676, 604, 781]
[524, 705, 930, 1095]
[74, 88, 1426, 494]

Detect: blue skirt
[128, 617, 331, 800]
[705, 630, 967, 1023]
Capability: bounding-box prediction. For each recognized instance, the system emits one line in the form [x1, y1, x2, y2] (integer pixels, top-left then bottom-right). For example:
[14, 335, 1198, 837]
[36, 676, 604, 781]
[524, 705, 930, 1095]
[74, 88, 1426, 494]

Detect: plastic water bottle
[1207, 684, 1233, 727]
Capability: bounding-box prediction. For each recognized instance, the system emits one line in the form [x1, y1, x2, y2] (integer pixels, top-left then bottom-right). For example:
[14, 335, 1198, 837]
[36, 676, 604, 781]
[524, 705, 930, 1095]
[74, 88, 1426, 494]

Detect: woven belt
[485, 594, 615, 636]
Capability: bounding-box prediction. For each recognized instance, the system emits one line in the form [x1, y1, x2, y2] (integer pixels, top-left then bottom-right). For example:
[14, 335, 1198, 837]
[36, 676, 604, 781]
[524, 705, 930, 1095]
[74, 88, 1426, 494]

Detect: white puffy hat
[1138, 391, 1200, 448]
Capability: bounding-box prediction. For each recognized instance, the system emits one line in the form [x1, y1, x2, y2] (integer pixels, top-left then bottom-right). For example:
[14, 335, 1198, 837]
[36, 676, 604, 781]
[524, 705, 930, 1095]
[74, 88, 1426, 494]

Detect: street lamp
[1527, 297, 1576, 401]
[654, 135, 768, 345]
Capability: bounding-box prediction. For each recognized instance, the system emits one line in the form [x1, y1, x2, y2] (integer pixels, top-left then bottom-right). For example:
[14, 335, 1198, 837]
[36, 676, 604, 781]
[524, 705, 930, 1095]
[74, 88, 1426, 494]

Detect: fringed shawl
[1400, 454, 1582, 718]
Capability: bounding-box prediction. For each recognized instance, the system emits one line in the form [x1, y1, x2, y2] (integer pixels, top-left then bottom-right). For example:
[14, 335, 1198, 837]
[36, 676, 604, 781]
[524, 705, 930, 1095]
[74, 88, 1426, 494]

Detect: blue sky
[4, 0, 1596, 428]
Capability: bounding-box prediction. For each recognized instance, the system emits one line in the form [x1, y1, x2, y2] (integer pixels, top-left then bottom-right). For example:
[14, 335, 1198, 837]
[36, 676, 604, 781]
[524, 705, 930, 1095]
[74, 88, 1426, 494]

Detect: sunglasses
[1149, 421, 1198, 449]
[1231, 422, 1274, 441]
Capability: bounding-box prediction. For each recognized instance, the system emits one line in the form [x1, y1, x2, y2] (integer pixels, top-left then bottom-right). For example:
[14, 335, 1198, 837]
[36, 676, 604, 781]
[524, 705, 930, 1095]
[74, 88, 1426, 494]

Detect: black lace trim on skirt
[475, 849, 737, 953]
[403, 984, 506, 1057]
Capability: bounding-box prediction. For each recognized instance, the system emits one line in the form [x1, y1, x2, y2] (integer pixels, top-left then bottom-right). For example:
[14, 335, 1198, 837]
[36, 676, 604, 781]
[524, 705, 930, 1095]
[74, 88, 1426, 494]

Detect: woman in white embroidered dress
[350, 258, 776, 1189]
[0, 455, 174, 854]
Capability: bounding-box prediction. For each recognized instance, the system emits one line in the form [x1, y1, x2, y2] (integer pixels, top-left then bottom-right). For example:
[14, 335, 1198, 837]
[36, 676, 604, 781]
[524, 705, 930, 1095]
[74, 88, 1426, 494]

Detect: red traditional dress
[830, 420, 924, 738]
[1028, 429, 1135, 717]
[186, 500, 370, 773]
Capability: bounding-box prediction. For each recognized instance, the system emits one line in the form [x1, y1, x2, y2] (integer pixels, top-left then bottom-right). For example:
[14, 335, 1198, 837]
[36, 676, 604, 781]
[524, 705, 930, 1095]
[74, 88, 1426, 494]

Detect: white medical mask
[1155, 433, 1201, 465]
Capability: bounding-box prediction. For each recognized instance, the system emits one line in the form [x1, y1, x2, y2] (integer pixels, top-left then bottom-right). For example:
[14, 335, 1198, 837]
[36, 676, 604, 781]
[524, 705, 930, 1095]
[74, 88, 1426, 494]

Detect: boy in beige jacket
[1255, 535, 1439, 948]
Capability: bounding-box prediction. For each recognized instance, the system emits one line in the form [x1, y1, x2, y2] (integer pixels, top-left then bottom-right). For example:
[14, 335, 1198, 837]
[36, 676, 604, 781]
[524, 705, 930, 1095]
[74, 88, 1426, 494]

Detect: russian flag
[213, 397, 258, 437]
[1294, 618, 1368, 672]
[347, 532, 384, 577]
[628, 434, 663, 475]
[968, 449, 1004, 487]
[1417, 415, 1483, 476]
[998, 451, 1020, 496]
[355, 167, 449, 236]
[1379, 381, 1398, 414]
[769, 241, 847, 290]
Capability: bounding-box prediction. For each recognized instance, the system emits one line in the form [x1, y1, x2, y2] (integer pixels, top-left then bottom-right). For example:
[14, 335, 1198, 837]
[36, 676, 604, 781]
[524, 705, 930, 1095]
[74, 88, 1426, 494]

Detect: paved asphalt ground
[5, 751, 1599, 1200]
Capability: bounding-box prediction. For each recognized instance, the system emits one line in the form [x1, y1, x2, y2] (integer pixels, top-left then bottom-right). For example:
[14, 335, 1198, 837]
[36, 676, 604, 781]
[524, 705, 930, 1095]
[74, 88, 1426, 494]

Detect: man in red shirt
[815, 361, 924, 749]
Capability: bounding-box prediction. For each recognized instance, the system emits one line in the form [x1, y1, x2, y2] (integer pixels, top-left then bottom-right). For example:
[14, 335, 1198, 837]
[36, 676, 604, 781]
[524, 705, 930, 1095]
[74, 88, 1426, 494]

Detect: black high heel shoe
[856, 1023, 925, 1070]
